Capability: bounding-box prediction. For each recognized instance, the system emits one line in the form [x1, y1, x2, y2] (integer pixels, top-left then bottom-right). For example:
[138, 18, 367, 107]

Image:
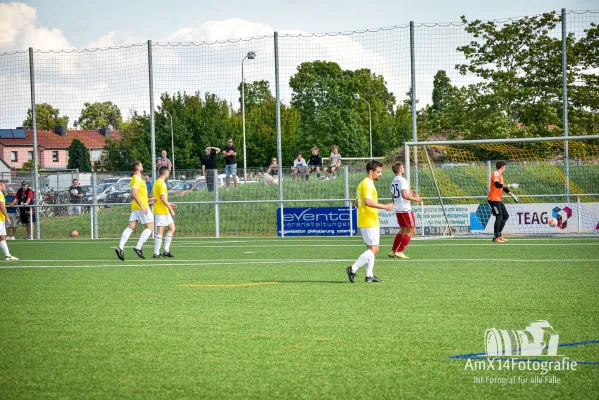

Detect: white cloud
[85, 31, 144, 49]
[165, 19, 274, 42]
[0, 2, 72, 52]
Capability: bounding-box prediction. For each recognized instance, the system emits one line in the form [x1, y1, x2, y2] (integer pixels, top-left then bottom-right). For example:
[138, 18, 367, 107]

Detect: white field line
[159, 243, 599, 248]
[12, 237, 599, 245]
[1, 258, 597, 269]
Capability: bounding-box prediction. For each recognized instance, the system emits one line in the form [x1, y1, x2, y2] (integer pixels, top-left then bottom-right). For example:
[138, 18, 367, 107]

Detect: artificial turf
[0, 237, 598, 399]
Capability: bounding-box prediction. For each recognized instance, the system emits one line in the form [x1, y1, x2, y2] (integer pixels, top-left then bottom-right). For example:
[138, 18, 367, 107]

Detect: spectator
[307, 146, 323, 180]
[145, 175, 153, 194]
[155, 150, 172, 175]
[223, 138, 238, 189]
[5, 187, 17, 240]
[201, 146, 220, 192]
[293, 152, 308, 182]
[324, 145, 342, 179]
[264, 157, 279, 184]
[68, 179, 84, 216]
[14, 181, 34, 239]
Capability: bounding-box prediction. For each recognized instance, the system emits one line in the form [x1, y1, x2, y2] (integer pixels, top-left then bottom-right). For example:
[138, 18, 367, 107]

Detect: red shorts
[396, 211, 416, 228]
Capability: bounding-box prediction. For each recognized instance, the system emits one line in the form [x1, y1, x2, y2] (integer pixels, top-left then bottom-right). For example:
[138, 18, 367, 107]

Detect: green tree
[23, 103, 69, 131]
[75, 101, 123, 130]
[20, 160, 34, 172]
[455, 12, 599, 138]
[97, 112, 150, 172]
[67, 138, 92, 172]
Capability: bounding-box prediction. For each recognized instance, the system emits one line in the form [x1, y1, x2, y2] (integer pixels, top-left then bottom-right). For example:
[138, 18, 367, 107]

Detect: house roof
[0, 129, 121, 150]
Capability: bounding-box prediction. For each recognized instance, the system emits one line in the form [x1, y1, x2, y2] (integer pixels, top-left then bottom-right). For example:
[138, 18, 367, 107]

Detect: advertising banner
[277, 207, 357, 236]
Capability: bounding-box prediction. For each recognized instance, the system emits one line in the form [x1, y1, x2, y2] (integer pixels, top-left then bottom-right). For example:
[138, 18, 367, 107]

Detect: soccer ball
[548, 217, 558, 227]
[71, 231, 79, 237]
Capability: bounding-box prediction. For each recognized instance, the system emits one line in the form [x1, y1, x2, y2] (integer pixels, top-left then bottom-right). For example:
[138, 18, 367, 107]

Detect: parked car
[84, 183, 119, 204]
[168, 180, 207, 196]
[106, 186, 132, 205]
[166, 179, 183, 189]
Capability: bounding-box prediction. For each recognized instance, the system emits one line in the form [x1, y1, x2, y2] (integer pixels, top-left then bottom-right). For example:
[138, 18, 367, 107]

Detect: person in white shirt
[389, 162, 421, 259]
[292, 152, 308, 182]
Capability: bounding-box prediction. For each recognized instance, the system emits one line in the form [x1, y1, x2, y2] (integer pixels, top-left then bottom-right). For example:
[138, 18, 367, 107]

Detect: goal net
[404, 136, 599, 237]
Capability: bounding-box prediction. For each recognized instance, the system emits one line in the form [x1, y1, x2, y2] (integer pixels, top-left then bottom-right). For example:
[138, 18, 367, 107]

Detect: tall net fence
[0, 9, 597, 239]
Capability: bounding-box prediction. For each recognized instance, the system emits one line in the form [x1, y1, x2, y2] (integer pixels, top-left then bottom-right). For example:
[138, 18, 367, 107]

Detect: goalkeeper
[487, 160, 519, 243]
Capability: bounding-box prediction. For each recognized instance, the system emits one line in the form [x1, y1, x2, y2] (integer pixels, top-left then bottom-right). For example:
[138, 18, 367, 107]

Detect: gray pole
[28, 48, 40, 240]
[366, 99, 372, 159]
[164, 110, 175, 179]
[91, 172, 98, 239]
[242, 57, 247, 183]
[274, 32, 284, 238]
[410, 21, 419, 193]
[148, 40, 156, 185]
[561, 8, 570, 201]
[214, 171, 220, 238]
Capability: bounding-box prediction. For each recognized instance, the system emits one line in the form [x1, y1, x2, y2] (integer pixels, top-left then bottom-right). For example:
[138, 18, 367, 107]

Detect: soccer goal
[404, 135, 599, 237]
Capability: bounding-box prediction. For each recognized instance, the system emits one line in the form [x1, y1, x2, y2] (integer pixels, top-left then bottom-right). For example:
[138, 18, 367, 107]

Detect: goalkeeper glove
[512, 195, 519, 203]
[508, 183, 519, 189]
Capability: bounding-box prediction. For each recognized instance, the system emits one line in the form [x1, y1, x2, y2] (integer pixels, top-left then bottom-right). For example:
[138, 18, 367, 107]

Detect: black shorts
[488, 201, 507, 217]
[19, 208, 36, 224]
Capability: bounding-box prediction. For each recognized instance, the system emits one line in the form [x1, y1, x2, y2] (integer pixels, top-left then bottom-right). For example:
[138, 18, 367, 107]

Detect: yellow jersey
[130, 175, 149, 211]
[152, 178, 169, 215]
[0, 192, 5, 222]
[356, 177, 379, 228]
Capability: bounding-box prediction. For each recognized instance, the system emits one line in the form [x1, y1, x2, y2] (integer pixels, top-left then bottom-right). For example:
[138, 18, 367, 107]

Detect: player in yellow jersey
[487, 160, 519, 243]
[115, 161, 155, 261]
[152, 166, 177, 258]
[0, 180, 18, 261]
[346, 160, 396, 283]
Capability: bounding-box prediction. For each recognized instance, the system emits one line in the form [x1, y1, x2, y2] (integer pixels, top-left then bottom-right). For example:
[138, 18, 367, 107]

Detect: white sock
[154, 235, 162, 255]
[164, 233, 173, 252]
[119, 227, 133, 250]
[135, 229, 152, 250]
[351, 249, 374, 273]
[0, 240, 10, 257]
[365, 254, 375, 278]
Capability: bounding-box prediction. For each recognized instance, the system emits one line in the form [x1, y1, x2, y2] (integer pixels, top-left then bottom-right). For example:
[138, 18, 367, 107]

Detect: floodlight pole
[353, 94, 372, 158]
[164, 110, 175, 179]
[242, 51, 256, 183]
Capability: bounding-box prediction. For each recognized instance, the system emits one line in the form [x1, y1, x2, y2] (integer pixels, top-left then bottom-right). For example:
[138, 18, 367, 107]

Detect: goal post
[404, 135, 599, 237]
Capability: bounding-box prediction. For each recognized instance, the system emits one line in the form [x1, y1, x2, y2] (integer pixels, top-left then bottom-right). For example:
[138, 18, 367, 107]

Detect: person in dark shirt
[13, 181, 34, 239]
[68, 179, 84, 216]
[307, 146, 323, 180]
[201, 146, 221, 192]
[223, 138, 238, 189]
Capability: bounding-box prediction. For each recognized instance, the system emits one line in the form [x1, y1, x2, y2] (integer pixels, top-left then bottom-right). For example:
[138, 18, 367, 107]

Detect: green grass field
[1, 236, 598, 399]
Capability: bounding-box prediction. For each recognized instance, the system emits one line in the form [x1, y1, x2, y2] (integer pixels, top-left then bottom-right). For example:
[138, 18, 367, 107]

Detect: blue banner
[277, 207, 357, 236]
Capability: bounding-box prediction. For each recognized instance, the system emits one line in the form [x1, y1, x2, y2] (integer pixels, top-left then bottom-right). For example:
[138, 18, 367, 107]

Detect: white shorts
[360, 227, 380, 246]
[155, 213, 174, 227]
[129, 209, 154, 225]
[0, 221, 5, 236]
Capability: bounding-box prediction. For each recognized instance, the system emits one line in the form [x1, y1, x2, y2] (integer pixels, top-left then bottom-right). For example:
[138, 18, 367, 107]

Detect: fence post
[274, 32, 284, 238]
[344, 166, 353, 237]
[487, 160, 492, 192]
[148, 40, 157, 189]
[91, 172, 98, 239]
[410, 21, 419, 194]
[562, 8, 570, 202]
[28, 48, 40, 240]
[214, 170, 220, 238]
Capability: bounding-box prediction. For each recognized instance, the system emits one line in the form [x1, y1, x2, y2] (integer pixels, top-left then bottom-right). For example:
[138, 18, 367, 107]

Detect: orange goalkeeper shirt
[487, 171, 504, 201]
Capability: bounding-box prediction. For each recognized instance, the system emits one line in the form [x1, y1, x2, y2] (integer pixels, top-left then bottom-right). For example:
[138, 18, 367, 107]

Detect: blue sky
[1, 0, 593, 50]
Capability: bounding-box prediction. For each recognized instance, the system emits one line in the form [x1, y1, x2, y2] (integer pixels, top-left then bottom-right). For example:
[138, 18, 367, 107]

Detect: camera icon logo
[485, 320, 560, 356]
